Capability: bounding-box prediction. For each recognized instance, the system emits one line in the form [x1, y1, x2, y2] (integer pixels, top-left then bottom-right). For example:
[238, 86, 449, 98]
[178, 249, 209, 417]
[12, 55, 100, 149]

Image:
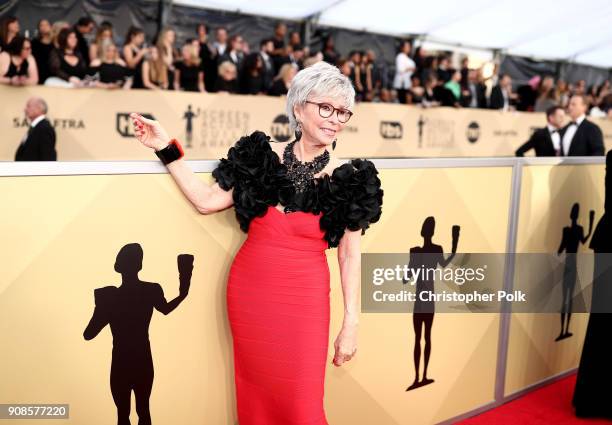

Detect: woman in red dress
[130, 61, 383, 424]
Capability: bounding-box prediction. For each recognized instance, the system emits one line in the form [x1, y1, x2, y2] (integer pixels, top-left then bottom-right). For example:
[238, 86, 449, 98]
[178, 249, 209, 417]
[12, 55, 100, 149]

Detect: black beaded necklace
[282, 139, 330, 193]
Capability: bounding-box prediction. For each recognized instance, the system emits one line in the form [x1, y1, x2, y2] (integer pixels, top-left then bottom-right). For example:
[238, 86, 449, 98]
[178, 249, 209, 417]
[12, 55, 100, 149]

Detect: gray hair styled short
[285, 61, 355, 132]
[29, 96, 48, 114]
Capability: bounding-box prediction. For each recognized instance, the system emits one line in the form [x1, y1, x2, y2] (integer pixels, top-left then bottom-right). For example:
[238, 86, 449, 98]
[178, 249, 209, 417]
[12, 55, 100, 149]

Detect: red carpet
[458, 373, 612, 424]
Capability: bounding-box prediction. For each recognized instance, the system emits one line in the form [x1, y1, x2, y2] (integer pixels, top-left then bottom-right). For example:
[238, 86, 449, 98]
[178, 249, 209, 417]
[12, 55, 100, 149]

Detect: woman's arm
[173, 68, 180, 90]
[89, 44, 98, 63]
[0, 53, 11, 84]
[130, 113, 233, 214]
[123, 45, 145, 69]
[198, 70, 205, 92]
[333, 228, 362, 367]
[338, 229, 361, 324]
[166, 157, 234, 214]
[354, 65, 363, 91]
[122, 72, 133, 89]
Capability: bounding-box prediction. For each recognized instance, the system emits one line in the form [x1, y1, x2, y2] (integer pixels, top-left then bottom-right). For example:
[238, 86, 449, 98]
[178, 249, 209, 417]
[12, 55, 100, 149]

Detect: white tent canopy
[175, 0, 612, 68]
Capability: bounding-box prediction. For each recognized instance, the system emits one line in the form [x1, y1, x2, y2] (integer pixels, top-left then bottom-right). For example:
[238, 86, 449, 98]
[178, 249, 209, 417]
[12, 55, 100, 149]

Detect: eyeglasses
[305, 101, 353, 123]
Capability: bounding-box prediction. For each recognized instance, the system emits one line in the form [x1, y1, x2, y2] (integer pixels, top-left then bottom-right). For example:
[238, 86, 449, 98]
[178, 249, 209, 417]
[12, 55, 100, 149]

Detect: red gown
[227, 206, 330, 424]
[211, 131, 383, 424]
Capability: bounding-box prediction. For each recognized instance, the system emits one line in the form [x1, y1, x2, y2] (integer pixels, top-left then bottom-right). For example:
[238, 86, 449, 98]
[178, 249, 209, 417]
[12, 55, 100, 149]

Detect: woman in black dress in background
[31, 19, 53, 84]
[0, 35, 38, 85]
[213, 60, 239, 93]
[48, 28, 87, 86]
[88, 40, 130, 89]
[573, 149, 612, 418]
[239, 52, 265, 95]
[268, 63, 297, 96]
[174, 42, 204, 92]
[122, 26, 147, 89]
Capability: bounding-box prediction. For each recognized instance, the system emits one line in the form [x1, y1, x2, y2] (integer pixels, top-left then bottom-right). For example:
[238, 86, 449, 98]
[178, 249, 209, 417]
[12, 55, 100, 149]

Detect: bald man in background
[15, 97, 56, 161]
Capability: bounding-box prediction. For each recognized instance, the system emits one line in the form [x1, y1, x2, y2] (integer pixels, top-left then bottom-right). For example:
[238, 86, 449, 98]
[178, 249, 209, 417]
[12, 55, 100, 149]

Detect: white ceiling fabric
[174, 0, 612, 67]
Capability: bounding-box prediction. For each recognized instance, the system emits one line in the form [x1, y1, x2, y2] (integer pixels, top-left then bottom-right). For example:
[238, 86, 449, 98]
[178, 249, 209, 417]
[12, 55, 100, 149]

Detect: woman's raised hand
[130, 112, 171, 151]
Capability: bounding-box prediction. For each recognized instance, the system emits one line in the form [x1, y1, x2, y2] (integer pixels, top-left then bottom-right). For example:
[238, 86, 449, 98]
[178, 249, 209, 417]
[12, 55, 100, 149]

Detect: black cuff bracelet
[155, 139, 184, 165]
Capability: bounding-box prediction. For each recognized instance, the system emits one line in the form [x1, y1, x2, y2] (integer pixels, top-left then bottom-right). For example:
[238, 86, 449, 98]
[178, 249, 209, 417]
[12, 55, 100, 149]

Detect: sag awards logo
[380, 121, 403, 139]
[200, 107, 249, 147]
[416, 115, 455, 148]
[13, 117, 86, 130]
[116, 113, 155, 137]
[182, 105, 199, 148]
[493, 128, 518, 139]
[466, 121, 480, 143]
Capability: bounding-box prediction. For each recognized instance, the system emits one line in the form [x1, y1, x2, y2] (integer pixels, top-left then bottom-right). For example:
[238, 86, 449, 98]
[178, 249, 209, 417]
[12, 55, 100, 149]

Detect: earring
[295, 122, 302, 141]
[332, 139, 337, 150]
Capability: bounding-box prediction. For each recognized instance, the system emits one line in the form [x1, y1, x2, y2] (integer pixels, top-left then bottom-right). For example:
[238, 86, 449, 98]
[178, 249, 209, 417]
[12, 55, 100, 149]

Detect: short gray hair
[285, 61, 355, 131]
[29, 96, 48, 114]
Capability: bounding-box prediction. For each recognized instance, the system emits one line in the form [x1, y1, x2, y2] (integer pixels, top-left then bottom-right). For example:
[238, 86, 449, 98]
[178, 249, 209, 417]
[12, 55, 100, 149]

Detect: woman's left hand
[332, 323, 358, 367]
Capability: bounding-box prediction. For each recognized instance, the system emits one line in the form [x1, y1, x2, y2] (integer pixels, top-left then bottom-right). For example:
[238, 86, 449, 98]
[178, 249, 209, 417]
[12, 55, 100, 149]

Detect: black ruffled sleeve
[212, 131, 289, 232]
[317, 159, 384, 248]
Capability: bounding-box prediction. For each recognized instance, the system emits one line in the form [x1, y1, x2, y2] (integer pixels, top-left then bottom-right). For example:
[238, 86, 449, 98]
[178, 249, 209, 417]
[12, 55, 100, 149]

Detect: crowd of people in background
[390, 40, 612, 117]
[1, 14, 611, 117]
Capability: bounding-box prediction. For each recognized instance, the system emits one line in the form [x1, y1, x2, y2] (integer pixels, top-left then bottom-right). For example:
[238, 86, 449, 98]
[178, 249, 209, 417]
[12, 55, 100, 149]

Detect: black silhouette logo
[84, 243, 193, 425]
[466, 121, 480, 143]
[270, 114, 291, 142]
[556, 203, 594, 341]
[417, 115, 426, 148]
[404, 217, 460, 391]
[117, 113, 156, 137]
[380, 121, 403, 139]
[183, 105, 200, 148]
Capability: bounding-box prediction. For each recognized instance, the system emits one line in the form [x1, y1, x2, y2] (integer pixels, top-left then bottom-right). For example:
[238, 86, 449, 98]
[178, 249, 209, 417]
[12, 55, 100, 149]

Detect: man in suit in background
[15, 97, 56, 161]
[275, 43, 305, 71]
[489, 74, 516, 110]
[74, 17, 95, 67]
[516, 105, 566, 156]
[561, 94, 605, 156]
[218, 34, 244, 70]
[197, 23, 217, 93]
[259, 38, 275, 92]
[212, 26, 228, 57]
[461, 69, 487, 108]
